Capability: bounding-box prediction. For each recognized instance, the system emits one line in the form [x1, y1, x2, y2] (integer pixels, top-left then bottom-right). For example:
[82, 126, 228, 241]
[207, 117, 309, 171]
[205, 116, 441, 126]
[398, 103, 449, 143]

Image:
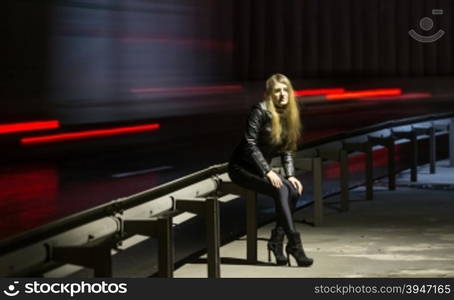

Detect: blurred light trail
[362, 93, 432, 101]
[326, 88, 402, 100]
[294, 88, 345, 97]
[121, 36, 234, 50]
[21, 123, 160, 146]
[130, 85, 243, 95]
[0, 121, 60, 135]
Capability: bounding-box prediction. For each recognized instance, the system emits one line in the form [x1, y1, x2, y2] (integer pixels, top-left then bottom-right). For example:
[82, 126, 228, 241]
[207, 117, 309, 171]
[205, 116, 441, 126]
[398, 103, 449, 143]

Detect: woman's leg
[229, 164, 313, 267]
[283, 178, 300, 212]
[272, 182, 297, 234]
[274, 177, 300, 231]
[228, 164, 297, 234]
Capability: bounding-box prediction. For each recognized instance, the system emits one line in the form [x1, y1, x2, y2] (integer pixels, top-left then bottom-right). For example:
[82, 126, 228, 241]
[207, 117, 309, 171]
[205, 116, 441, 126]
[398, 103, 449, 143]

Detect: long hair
[264, 74, 301, 151]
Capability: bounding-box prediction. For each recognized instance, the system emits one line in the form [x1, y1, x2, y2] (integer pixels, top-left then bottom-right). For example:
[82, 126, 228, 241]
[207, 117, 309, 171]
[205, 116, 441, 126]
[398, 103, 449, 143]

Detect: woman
[228, 74, 313, 267]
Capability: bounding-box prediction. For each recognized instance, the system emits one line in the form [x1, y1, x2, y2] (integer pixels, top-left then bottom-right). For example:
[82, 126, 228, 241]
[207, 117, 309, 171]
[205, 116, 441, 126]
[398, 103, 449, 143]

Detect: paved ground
[174, 161, 454, 278]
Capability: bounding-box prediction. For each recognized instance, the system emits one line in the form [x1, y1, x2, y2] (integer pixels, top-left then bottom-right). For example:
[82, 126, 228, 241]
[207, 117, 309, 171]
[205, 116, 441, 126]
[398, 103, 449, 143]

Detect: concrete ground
[174, 160, 454, 278]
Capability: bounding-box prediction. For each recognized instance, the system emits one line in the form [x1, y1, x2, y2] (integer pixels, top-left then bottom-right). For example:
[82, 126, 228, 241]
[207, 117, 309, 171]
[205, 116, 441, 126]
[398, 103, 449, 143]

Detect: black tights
[228, 164, 300, 235]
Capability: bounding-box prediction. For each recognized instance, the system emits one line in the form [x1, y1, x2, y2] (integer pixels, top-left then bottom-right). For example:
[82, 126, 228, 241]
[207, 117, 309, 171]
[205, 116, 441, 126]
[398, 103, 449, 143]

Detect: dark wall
[2, 0, 453, 124]
[2, 0, 52, 121]
[234, 0, 454, 80]
[1, 0, 235, 123]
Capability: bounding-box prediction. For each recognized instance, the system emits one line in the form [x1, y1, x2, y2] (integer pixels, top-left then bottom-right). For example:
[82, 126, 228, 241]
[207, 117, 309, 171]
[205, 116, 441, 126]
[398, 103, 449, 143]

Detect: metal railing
[0, 113, 453, 278]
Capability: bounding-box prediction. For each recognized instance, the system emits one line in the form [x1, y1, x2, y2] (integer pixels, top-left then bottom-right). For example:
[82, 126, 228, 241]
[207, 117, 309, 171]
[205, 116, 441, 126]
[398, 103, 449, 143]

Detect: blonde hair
[264, 73, 301, 151]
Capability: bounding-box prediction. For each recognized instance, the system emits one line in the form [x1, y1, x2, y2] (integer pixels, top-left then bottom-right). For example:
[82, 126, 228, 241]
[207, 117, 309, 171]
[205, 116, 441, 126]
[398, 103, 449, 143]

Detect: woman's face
[271, 82, 289, 109]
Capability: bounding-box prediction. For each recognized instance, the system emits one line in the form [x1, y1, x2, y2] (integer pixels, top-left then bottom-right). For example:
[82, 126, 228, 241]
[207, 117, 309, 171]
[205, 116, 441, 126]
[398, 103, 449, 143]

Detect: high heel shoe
[267, 227, 287, 265]
[285, 232, 313, 267]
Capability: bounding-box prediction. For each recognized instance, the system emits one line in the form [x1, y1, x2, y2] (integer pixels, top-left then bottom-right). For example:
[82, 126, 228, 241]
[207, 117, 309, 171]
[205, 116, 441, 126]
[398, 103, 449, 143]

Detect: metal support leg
[429, 126, 436, 174]
[52, 237, 114, 277]
[450, 118, 454, 167]
[388, 141, 396, 190]
[339, 149, 349, 211]
[411, 133, 418, 182]
[245, 190, 257, 264]
[206, 197, 220, 278]
[369, 136, 395, 191]
[157, 217, 174, 278]
[175, 197, 221, 278]
[94, 252, 113, 277]
[123, 216, 174, 278]
[218, 181, 258, 264]
[365, 146, 374, 200]
[313, 157, 323, 226]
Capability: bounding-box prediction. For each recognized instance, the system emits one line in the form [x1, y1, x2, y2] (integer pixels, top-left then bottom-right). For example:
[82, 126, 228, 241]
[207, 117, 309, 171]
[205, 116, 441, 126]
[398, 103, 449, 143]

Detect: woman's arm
[282, 151, 302, 194]
[281, 151, 295, 178]
[243, 105, 284, 189]
[243, 106, 272, 176]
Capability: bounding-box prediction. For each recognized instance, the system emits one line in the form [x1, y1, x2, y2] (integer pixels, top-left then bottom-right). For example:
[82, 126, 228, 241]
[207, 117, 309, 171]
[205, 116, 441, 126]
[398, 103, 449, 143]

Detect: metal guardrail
[0, 113, 453, 278]
[0, 164, 226, 277]
[0, 163, 227, 256]
[300, 112, 454, 151]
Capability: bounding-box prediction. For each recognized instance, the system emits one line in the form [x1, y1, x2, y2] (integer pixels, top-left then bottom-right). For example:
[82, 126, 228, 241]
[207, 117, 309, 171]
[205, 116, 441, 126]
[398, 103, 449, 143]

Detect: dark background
[235, 0, 454, 79]
[2, 0, 453, 125]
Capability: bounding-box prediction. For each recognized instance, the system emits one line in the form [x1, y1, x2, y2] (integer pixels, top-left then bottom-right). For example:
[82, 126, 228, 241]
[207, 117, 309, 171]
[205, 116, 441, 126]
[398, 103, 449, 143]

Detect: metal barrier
[218, 177, 259, 264]
[0, 165, 226, 277]
[292, 151, 324, 225]
[121, 213, 175, 277]
[0, 114, 453, 278]
[368, 132, 397, 190]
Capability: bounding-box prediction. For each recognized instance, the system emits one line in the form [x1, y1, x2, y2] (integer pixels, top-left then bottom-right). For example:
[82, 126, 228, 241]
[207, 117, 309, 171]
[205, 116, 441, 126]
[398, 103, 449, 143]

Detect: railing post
[245, 190, 258, 264]
[429, 125, 436, 174]
[365, 143, 374, 200]
[369, 135, 396, 191]
[411, 131, 418, 182]
[157, 217, 174, 278]
[51, 235, 116, 278]
[122, 216, 175, 278]
[205, 197, 221, 278]
[217, 181, 258, 264]
[93, 251, 113, 277]
[388, 140, 396, 190]
[313, 157, 323, 226]
[175, 197, 221, 278]
[339, 149, 349, 211]
[450, 118, 454, 167]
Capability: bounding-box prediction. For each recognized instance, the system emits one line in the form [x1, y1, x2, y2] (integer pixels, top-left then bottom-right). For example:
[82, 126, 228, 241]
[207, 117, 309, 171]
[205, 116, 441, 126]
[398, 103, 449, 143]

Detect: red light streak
[21, 123, 160, 146]
[294, 88, 345, 97]
[0, 120, 59, 134]
[362, 92, 432, 101]
[326, 89, 402, 100]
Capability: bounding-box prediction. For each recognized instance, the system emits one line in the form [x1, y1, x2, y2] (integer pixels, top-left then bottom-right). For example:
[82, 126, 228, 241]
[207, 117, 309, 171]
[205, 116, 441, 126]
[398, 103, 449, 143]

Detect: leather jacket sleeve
[281, 151, 295, 178]
[244, 106, 272, 176]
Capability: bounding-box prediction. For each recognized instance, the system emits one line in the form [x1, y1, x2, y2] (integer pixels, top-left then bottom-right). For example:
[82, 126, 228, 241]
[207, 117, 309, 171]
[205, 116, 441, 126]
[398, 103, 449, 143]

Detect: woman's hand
[288, 176, 303, 194]
[266, 170, 283, 188]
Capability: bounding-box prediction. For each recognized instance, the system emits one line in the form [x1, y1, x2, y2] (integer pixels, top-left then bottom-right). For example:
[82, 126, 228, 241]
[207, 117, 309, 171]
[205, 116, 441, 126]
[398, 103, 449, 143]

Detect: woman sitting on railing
[228, 73, 313, 267]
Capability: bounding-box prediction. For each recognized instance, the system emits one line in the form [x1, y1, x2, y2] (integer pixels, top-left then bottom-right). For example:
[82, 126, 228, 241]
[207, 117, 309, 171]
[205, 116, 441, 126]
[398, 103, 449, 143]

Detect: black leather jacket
[229, 101, 296, 178]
